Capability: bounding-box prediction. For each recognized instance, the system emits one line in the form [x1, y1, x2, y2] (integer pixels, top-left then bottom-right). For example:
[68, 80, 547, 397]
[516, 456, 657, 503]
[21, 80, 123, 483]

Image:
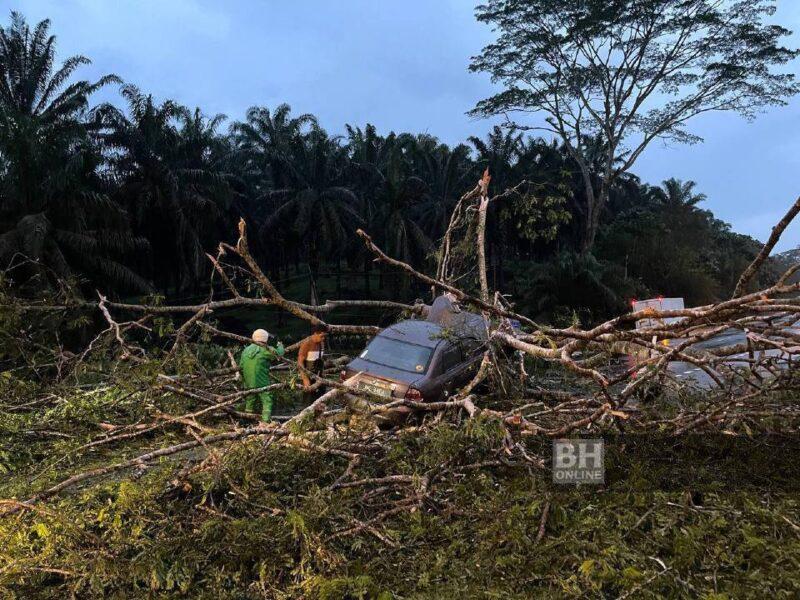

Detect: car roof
[379, 319, 444, 349]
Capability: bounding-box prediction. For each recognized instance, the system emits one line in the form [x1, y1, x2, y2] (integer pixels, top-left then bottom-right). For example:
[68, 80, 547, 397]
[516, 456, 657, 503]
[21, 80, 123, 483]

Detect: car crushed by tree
[341, 295, 487, 419]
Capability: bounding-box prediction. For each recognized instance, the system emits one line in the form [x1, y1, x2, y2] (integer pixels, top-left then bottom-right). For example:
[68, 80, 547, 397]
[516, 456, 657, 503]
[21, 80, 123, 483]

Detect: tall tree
[470, 0, 799, 254]
[232, 103, 318, 215]
[411, 135, 475, 240]
[260, 125, 362, 281]
[346, 125, 432, 293]
[95, 86, 231, 292]
[0, 12, 148, 293]
[655, 178, 706, 210]
[469, 125, 522, 193]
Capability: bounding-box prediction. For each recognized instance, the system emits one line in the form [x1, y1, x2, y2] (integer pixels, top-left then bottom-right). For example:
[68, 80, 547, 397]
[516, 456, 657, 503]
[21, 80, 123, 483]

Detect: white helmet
[252, 329, 270, 343]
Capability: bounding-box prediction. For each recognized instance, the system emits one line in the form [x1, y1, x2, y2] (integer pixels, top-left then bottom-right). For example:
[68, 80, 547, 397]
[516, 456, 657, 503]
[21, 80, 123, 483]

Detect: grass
[3, 387, 800, 599]
[2, 314, 800, 598]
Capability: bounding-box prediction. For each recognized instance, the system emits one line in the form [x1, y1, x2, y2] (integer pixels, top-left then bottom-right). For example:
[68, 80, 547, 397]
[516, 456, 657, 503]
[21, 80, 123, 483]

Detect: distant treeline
[0, 13, 778, 323]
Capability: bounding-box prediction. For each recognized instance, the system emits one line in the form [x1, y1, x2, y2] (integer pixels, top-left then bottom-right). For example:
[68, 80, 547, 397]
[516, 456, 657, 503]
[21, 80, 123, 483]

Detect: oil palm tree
[344, 125, 434, 293]
[94, 85, 232, 292]
[378, 170, 433, 295]
[344, 123, 397, 226]
[260, 126, 362, 282]
[344, 123, 394, 295]
[656, 178, 707, 210]
[232, 103, 317, 216]
[0, 12, 148, 293]
[410, 135, 475, 241]
[231, 104, 321, 277]
[176, 107, 239, 251]
[469, 126, 522, 193]
[514, 251, 628, 323]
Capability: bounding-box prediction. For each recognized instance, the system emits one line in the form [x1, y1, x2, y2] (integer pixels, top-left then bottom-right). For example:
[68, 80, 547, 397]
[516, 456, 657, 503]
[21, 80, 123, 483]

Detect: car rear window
[359, 336, 434, 374]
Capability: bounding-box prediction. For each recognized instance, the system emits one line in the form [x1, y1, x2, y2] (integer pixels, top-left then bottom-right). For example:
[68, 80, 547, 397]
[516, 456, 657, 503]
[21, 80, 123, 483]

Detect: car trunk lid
[345, 357, 423, 400]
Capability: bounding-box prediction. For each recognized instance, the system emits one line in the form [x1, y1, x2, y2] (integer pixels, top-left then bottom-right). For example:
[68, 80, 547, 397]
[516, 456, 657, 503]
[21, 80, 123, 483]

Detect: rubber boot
[260, 393, 274, 422]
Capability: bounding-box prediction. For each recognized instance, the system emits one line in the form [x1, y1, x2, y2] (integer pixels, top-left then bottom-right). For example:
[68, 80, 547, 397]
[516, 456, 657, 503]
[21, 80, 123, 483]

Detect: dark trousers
[303, 358, 324, 402]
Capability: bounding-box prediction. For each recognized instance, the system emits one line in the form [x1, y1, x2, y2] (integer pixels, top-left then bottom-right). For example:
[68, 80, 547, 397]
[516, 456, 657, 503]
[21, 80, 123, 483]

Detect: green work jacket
[239, 342, 285, 390]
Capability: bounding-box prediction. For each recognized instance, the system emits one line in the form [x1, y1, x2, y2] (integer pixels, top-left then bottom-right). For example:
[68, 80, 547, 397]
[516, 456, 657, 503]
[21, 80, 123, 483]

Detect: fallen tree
[5, 176, 800, 500]
[2, 175, 800, 597]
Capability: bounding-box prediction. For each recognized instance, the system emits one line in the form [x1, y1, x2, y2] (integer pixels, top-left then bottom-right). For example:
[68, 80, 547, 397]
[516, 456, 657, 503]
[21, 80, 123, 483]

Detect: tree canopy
[470, 0, 799, 253]
[0, 10, 792, 321]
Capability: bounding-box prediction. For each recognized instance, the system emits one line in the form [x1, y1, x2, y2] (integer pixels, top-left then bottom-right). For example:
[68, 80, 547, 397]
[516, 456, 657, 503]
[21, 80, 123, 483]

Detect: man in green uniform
[239, 328, 285, 422]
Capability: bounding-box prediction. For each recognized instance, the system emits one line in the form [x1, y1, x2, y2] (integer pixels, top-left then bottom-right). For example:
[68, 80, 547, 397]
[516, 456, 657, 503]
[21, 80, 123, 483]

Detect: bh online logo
[552, 439, 604, 484]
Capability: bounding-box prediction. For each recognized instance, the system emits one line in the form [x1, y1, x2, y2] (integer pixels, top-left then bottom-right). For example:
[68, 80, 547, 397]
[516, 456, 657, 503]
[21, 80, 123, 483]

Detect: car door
[460, 336, 484, 375]
[437, 342, 470, 398]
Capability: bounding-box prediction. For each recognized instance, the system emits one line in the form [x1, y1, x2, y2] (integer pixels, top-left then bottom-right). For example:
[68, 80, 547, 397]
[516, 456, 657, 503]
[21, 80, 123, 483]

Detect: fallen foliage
[2, 179, 800, 598]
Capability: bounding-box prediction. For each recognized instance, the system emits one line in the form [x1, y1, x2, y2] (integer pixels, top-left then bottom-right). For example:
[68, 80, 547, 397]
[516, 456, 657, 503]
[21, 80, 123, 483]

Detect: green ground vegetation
[2, 359, 800, 599]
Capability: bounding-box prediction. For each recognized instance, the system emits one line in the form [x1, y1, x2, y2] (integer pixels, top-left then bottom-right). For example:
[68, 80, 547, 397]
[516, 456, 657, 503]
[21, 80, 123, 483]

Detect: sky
[7, 0, 800, 250]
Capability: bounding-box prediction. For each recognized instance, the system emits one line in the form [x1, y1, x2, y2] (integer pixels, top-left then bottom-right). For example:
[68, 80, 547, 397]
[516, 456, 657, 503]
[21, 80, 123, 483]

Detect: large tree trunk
[476, 169, 493, 302]
[579, 184, 606, 256]
[477, 195, 491, 302]
[566, 147, 602, 256]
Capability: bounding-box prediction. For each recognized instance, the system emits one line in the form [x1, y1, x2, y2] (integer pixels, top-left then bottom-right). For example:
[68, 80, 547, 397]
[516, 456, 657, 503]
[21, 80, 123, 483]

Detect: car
[341, 304, 487, 413]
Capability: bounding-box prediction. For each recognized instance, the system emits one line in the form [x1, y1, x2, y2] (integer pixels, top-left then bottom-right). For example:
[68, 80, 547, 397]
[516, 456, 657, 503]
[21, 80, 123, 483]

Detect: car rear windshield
[359, 336, 433, 374]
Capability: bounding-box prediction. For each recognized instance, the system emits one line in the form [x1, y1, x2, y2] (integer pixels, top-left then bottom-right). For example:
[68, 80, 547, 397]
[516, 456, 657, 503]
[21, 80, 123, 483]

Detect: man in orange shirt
[297, 325, 327, 391]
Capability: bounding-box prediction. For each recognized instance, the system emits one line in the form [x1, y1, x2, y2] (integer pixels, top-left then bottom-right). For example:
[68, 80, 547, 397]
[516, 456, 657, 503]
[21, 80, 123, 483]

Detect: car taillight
[340, 370, 347, 382]
[405, 387, 423, 401]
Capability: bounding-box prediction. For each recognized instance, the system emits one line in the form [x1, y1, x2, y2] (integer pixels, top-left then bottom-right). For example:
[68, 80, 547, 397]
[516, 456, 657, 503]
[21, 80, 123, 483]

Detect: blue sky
[8, 0, 800, 249]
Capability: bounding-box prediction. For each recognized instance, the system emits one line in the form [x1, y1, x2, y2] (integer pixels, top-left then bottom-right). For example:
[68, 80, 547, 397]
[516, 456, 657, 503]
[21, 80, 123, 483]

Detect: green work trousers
[244, 391, 274, 422]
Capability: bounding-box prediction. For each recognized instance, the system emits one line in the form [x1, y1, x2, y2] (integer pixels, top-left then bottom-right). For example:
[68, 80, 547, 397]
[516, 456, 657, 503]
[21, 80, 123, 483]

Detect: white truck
[632, 297, 685, 332]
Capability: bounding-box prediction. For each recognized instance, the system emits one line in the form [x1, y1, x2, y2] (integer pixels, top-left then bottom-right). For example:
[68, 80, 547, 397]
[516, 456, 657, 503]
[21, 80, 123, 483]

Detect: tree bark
[733, 196, 800, 297]
[476, 169, 492, 302]
[477, 195, 491, 302]
[580, 185, 605, 256]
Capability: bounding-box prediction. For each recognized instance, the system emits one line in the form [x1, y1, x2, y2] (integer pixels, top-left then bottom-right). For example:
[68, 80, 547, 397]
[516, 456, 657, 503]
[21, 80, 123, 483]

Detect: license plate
[358, 381, 391, 398]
